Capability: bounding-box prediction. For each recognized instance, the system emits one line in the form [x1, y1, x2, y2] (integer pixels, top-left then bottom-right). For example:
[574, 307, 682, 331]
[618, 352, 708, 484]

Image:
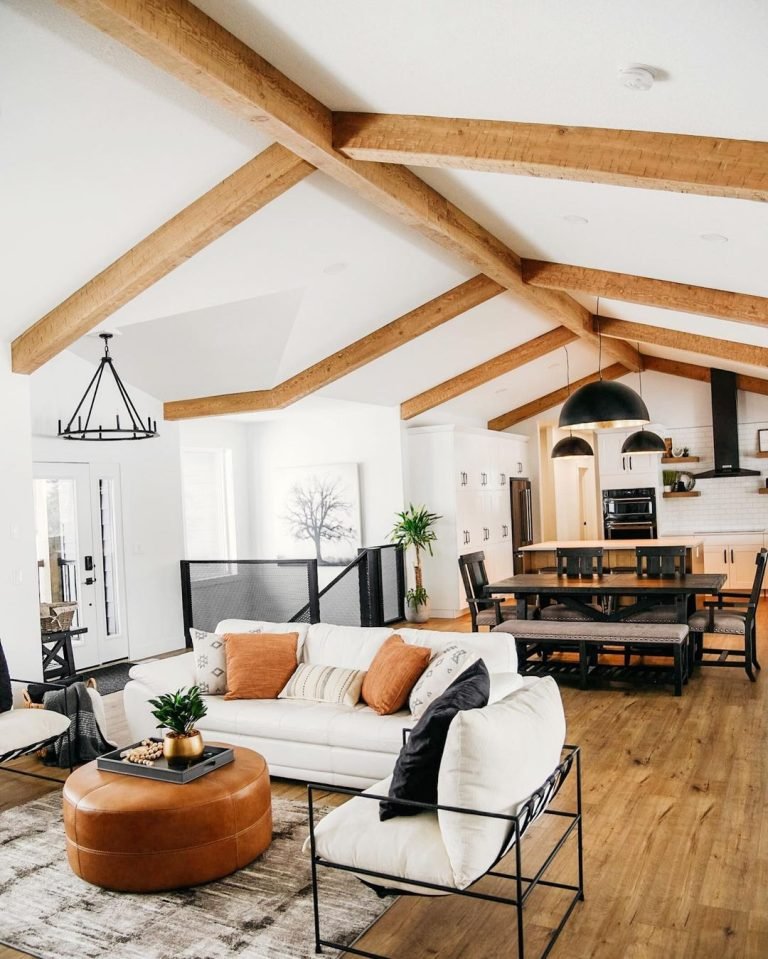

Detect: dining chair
[458, 551, 518, 631]
[538, 547, 604, 622]
[623, 546, 688, 624]
[688, 548, 767, 681]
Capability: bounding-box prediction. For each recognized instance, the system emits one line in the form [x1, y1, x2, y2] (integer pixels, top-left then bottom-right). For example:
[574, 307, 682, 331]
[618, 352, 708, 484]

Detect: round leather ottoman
[63, 745, 272, 892]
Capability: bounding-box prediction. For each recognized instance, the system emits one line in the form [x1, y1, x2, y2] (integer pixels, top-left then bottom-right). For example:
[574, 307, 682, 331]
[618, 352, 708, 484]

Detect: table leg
[515, 594, 528, 620]
[579, 641, 589, 690]
[673, 644, 683, 697]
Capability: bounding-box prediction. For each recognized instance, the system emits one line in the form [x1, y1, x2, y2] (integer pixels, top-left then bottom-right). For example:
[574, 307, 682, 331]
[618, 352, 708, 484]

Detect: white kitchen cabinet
[406, 425, 527, 617]
[701, 536, 764, 589]
[597, 425, 665, 490]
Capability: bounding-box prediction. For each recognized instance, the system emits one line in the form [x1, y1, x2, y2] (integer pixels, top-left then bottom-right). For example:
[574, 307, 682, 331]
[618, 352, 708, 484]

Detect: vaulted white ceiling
[4, 0, 767, 428]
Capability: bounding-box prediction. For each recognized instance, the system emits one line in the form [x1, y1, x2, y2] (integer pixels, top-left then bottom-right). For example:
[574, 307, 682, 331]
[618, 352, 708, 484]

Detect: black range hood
[696, 368, 759, 479]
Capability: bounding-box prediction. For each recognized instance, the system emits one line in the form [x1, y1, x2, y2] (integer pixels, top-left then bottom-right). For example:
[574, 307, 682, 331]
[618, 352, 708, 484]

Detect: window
[98, 478, 121, 636]
[181, 449, 238, 562]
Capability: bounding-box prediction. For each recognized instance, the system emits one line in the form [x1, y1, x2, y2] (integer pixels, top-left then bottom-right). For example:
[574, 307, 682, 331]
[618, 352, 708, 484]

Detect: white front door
[33, 462, 129, 669]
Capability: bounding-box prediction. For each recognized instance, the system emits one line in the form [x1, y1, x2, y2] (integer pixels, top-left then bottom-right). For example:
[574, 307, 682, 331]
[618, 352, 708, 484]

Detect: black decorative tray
[97, 740, 234, 784]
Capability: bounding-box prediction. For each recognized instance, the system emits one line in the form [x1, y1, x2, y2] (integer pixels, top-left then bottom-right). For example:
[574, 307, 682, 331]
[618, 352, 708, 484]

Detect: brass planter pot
[162, 729, 204, 763]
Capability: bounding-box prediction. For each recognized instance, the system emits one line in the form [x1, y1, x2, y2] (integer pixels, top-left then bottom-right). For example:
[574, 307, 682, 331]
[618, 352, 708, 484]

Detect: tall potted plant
[391, 503, 441, 623]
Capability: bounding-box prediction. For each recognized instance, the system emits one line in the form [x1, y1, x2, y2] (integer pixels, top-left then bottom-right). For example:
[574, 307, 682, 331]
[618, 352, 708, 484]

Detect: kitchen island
[520, 538, 704, 573]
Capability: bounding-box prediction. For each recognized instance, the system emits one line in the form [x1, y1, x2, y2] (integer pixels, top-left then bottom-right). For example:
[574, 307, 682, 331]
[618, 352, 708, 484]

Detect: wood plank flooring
[2, 613, 767, 958]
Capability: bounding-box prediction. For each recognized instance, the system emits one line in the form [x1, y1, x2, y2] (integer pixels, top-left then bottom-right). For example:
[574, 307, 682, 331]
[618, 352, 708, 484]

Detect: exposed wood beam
[522, 260, 768, 329]
[12, 145, 313, 374]
[642, 354, 768, 396]
[488, 363, 628, 431]
[334, 113, 768, 202]
[401, 327, 577, 420]
[163, 276, 502, 420]
[596, 317, 768, 369]
[55, 0, 640, 373]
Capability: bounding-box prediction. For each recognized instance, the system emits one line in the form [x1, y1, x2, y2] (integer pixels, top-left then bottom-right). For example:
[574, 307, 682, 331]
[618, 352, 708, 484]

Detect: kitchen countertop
[521, 538, 704, 551]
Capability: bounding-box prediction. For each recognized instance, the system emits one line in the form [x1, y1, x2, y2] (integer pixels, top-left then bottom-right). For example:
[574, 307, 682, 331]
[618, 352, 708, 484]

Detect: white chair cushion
[302, 624, 394, 670]
[398, 628, 518, 675]
[488, 672, 525, 704]
[303, 775, 455, 895]
[437, 676, 566, 888]
[0, 708, 70, 757]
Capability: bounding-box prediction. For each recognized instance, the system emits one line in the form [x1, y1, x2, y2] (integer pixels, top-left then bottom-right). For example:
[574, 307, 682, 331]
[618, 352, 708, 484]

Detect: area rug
[0, 793, 393, 959]
[73, 661, 134, 695]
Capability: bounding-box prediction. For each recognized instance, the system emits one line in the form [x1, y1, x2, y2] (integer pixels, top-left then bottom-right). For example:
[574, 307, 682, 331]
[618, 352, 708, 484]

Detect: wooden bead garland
[120, 739, 163, 766]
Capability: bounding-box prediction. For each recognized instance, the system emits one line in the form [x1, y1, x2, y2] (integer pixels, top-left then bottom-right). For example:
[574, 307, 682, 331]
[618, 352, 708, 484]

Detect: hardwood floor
[2, 613, 767, 958]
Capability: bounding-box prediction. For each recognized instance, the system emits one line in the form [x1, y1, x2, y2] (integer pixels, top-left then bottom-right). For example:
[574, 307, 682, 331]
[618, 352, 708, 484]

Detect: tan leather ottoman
[63, 745, 272, 891]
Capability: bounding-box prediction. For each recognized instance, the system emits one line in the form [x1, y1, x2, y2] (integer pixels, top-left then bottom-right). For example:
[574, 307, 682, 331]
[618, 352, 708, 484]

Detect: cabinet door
[455, 432, 487, 490]
[730, 546, 762, 590]
[597, 433, 627, 475]
[703, 545, 730, 588]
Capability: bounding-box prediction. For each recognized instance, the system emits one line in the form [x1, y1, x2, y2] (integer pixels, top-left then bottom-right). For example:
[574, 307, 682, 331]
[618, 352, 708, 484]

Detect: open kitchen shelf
[663, 491, 701, 498]
[758, 488, 768, 495]
[661, 456, 700, 464]
[755, 452, 768, 459]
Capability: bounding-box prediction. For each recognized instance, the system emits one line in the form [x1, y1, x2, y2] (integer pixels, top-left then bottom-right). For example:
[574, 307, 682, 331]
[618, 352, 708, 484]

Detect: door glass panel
[98, 478, 121, 636]
[34, 478, 81, 627]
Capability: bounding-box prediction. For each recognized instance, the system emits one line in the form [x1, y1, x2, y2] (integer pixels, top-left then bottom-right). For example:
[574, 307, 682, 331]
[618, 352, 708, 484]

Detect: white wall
[249, 401, 405, 559]
[0, 343, 42, 679]
[30, 351, 186, 659]
[178, 418, 253, 557]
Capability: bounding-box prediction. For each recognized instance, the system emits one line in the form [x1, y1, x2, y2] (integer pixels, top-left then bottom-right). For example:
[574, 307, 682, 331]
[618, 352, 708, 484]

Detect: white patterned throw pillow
[408, 644, 479, 720]
[190, 627, 261, 695]
[279, 664, 365, 707]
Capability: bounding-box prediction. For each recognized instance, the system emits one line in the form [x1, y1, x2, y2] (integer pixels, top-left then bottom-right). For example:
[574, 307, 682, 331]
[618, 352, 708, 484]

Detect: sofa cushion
[381, 660, 490, 821]
[279, 664, 365, 707]
[305, 775, 455, 895]
[437, 676, 566, 888]
[216, 620, 309, 658]
[0, 640, 11, 714]
[129, 652, 198, 694]
[302, 623, 394, 670]
[189, 628, 235, 695]
[398, 628, 518, 675]
[362, 636, 432, 715]
[408, 644, 479, 720]
[0, 708, 70, 757]
[224, 633, 298, 700]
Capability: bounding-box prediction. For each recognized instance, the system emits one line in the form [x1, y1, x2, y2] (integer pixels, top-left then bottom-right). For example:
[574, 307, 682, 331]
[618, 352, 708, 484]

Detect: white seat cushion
[0, 708, 70, 757]
[437, 677, 566, 888]
[398, 628, 518, 674]
[302, 624, 394, 669]
[304, 775, 455, 895]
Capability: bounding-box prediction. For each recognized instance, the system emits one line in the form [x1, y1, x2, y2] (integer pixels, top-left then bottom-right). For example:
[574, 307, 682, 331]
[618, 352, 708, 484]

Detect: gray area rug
[0, 793, 392, 959]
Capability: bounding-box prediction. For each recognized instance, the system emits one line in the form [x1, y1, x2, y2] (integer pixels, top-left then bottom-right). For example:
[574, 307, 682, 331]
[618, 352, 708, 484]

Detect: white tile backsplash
[658, 423, 768, 535]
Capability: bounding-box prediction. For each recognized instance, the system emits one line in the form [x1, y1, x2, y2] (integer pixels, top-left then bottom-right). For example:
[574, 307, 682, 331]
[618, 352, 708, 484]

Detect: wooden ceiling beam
[56, 0, 640, 373]
[401, 326, 577, 420]
[596, 317, 768, 369]
[334, 112, 768, 201]
[487, 363, 628, 431]
[522, 260, 768, 329]
[11, 144, 313, 374]
[163, 275, 503, 419]
[642, 354, 768, 396]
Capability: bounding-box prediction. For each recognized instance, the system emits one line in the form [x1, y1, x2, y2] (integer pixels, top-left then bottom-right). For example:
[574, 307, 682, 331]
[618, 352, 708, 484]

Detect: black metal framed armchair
[688, 548, 767, 681]
[1, 679, 73, 783]
[458, 551, 518, 631]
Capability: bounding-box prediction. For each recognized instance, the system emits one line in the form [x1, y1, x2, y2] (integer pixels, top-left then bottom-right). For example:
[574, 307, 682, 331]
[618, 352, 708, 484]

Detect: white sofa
[124, 620, 523, 788]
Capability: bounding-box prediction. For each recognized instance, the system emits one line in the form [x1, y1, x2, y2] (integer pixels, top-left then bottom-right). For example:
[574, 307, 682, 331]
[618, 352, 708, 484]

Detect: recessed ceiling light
[699, 233, 729, 244]
[618, 65, 655, 91]
[323, 261, 348, 275]
[562, 215, 589, 225]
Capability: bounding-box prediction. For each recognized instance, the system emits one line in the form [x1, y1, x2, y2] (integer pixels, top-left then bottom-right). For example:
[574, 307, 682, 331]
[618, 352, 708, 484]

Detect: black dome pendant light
[552, 347, 594, 458]
[58, 333, 159, 441]
[621, 342, 666, 455]
[559, 300, 650, 431]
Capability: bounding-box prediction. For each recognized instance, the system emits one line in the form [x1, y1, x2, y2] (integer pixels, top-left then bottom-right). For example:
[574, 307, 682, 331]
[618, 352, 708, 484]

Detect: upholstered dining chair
[622, 545, 688, 624]
[538, 547, 605, 622]
[458, 551, 518, 631]
[688, 548, 767, 681]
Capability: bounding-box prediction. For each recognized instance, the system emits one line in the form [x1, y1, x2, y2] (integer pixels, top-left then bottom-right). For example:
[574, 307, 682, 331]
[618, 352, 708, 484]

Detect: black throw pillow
[0, 639, 13, 714]
[380, 658, 490, 821]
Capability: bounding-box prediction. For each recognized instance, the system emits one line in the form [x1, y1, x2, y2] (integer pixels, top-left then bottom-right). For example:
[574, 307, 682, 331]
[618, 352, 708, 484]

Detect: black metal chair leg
[673, 645, 683, 696]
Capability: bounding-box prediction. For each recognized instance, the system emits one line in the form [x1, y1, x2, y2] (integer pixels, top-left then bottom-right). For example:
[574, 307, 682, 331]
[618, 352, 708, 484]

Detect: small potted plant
[391, 503, 441, 623]
[148, 686, 208, 763]
[663, 470, 677, 493]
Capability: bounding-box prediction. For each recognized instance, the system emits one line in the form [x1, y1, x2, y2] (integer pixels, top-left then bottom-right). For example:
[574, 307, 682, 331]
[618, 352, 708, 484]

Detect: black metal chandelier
[552, 347, 594, 459]
[58, 333, 158, 441]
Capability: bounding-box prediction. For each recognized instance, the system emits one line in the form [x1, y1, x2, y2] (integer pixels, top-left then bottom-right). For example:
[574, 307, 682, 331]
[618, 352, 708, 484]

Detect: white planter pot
[404, 601, 430, 624]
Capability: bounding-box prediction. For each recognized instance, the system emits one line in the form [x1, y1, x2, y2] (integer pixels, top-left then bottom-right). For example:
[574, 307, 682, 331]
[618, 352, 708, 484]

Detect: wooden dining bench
[494, 620, 691, 696]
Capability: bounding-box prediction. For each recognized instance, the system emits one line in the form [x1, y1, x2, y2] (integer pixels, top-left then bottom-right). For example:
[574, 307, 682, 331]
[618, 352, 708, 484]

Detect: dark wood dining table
[485, 571, 727, 623]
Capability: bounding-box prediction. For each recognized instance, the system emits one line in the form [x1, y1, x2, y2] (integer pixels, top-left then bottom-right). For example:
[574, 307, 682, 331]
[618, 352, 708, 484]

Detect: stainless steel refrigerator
[510, 478, 534, 573]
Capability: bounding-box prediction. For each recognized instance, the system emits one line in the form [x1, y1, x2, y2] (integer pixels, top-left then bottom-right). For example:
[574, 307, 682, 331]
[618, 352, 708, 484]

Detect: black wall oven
[602, 487, 657, 540]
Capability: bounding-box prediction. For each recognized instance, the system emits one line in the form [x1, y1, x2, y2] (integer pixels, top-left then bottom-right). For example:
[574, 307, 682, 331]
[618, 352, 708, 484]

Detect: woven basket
[40, 602, 78, 634]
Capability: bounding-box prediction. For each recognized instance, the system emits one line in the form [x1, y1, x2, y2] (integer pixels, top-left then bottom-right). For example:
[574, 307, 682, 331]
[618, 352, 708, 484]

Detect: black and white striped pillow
[278, 664, 365, 707]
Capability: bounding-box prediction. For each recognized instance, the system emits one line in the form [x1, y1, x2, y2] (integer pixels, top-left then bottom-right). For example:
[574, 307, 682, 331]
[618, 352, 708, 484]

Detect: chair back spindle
[556, 547, 604, 578]
[636, 545, 686, 578]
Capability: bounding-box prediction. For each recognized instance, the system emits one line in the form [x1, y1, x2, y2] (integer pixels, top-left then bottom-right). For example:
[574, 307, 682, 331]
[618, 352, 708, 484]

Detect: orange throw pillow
[362, 635, 432, 715]
[224, 632, 299, 700]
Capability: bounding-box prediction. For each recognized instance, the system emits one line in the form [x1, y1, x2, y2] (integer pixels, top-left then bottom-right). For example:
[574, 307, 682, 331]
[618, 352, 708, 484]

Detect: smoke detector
[618, 65, 655, 91]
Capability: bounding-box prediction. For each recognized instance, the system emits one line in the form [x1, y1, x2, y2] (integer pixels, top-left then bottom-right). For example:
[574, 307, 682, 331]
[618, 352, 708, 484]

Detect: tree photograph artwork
[276, 463, 361, 565]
